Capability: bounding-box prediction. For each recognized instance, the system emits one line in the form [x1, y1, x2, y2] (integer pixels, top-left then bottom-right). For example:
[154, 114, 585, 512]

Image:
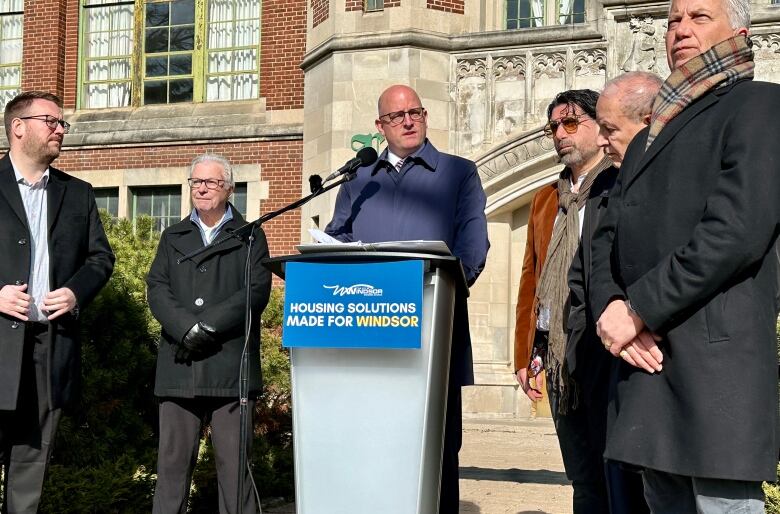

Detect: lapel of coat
[622, 92, 720, 191]
[47, 168, 66, 231]
[0, 154, 30, 230]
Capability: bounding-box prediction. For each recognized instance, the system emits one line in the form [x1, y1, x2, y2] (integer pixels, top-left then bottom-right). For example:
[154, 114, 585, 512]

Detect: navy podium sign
[283, 260, 424, 349]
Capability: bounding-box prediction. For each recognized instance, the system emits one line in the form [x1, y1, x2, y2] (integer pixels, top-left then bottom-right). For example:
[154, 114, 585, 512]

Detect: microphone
[308, 174, 323, 193]
[324, 147, 378, 182]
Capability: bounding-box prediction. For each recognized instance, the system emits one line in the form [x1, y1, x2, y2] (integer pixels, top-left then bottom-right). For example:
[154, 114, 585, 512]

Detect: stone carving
[456, 58, 488, 79]
[493, 56, 527, 140]
[751, 33, 780, 80]
[477, 132, 550, 180]
[621, 16, 658, 73]
[493, 56, 526, 80]
[456, 59, 488, 154]
[573, 49, 606, 76]
[533, 53, 565, 79]
[752, 33, 780, 57]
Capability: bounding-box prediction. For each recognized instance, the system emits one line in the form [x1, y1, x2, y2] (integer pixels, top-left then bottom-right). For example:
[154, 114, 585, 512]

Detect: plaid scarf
[537, 155, 612, 414]
[646, 35, 754, 150]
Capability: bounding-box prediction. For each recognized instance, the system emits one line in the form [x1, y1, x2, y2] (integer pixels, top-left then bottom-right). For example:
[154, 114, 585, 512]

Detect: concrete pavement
[265, 417, 573, 514]
[459, 418, 572, 514]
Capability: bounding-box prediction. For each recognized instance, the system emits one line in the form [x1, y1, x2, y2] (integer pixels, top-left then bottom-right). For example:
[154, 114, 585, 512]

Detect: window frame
[77, 0, 262, 109]
[130, 184, 183, 232]
[504, 0, 586, 30]
[364, 0, 384, 12]
[0, 0, 23, 112]
[94, 186, 121, 217]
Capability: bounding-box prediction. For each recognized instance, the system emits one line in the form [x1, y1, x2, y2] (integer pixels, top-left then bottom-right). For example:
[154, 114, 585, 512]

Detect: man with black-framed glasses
[514, 89, 622, 513]
[326, 84, 489, 512]
[0, 90, 114, 512]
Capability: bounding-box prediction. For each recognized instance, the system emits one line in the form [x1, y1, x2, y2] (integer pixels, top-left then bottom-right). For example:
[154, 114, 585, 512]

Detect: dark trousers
[642, 468, 764, 513]
[439, 385, 462, 514]
[0, 323, 61, 514]
[545, 329, 649, 514]
[152, 397, 257, 514]
[606, 460, 648, 514]
[547, 375, 610, 514]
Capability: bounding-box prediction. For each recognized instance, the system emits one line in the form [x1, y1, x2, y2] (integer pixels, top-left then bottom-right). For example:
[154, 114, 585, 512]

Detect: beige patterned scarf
[646, 35, 754, 150]
[536, 155, 612, 413]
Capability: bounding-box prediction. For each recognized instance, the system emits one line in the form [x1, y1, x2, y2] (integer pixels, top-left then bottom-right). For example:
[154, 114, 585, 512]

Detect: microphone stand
[177, 170, 357, 514]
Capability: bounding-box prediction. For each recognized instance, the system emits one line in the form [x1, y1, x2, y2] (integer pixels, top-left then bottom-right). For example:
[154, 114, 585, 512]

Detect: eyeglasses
[378, 107, 426, 126]
[187, 178, 225, 190]
[18, 115, 71, 134]
[543, 115, 589, 138]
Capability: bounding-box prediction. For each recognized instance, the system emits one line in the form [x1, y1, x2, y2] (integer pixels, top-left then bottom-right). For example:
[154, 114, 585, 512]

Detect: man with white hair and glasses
[147, 153, 271, 514]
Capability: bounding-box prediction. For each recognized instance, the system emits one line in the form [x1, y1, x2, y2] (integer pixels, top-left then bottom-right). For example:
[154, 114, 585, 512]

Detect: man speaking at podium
[326, 84, 490, 512]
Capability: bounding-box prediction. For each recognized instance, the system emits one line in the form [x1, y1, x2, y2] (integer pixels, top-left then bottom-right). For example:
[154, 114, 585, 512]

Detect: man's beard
[558, 143, 598, 168]
[23, 136, 61, 165]
[559, 148, 582, 166]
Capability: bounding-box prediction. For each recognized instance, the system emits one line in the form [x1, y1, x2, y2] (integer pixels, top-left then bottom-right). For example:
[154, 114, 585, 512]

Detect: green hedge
[35, 213, 292, 513]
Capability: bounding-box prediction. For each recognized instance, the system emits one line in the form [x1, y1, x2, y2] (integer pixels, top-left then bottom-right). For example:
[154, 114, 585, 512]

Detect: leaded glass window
[505, 0, 585, 28]
[95, 187, 120, 217]
[0, 0, 23, 111]
[559, 0, 585, 25]
[132, 186, 182, 232]
[80, 0, 262, 108]
[506, 0, 543, 28]
[206, 0, 260, 102]
[365, 0, 384, 12]
[143, 0, 195, 104]
[232, 182, 247, 216]
[82, 0, 134, 109]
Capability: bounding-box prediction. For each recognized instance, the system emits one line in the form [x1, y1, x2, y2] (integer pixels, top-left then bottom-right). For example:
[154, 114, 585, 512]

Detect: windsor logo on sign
[283, 260, 424, 349]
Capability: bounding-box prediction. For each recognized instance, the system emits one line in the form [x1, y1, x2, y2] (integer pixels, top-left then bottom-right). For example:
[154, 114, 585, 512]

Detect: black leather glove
[176, 322, 219, 361]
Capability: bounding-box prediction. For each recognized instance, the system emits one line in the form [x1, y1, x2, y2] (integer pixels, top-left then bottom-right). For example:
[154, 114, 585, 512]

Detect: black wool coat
[566, 165, 618, 386]
[589, 79, 780, 481]
[0, 154, 115, 410]
[147, 208, 271, 398]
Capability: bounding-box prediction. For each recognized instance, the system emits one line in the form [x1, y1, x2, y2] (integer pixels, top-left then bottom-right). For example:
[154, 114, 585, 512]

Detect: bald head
[377, 85, 422, 116]
[375, 84, 428, 158]
[596, 72, 663, 167]
[601, 72, 663, 123]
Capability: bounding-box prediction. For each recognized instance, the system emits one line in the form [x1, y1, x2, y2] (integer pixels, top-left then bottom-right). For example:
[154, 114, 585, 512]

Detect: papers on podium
[300, 228, 452, 256]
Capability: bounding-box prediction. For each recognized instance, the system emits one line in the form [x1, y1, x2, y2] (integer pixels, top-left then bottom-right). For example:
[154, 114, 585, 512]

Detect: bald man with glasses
[326, 84, 489, 512]
[0, 90, 114, 512]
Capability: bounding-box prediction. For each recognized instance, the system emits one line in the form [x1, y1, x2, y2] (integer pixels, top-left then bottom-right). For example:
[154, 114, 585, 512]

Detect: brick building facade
[1, 0, 307, 258]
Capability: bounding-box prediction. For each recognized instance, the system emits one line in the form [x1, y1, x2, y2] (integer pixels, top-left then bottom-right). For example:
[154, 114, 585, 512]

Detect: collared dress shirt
[11, 158, 50, 323]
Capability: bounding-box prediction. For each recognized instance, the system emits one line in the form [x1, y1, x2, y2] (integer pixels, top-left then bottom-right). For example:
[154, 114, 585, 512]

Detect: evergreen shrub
[35, 213, 293, 512]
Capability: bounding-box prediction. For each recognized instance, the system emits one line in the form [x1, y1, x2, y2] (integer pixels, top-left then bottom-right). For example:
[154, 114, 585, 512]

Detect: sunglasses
[543, 115, 589, 138]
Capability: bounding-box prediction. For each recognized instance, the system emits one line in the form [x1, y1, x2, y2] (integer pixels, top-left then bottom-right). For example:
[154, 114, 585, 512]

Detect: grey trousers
[642, 468, 765, 514]
[0, 324, 61, 514]
[152, 397, 257, 514]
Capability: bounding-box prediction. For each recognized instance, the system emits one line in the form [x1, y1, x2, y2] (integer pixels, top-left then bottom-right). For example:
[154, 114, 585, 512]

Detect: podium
[263, 249, 467, 514]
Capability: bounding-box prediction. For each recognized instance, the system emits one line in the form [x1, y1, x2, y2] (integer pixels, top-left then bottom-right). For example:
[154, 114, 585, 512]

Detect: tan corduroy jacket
[513, 182, 559, 372]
